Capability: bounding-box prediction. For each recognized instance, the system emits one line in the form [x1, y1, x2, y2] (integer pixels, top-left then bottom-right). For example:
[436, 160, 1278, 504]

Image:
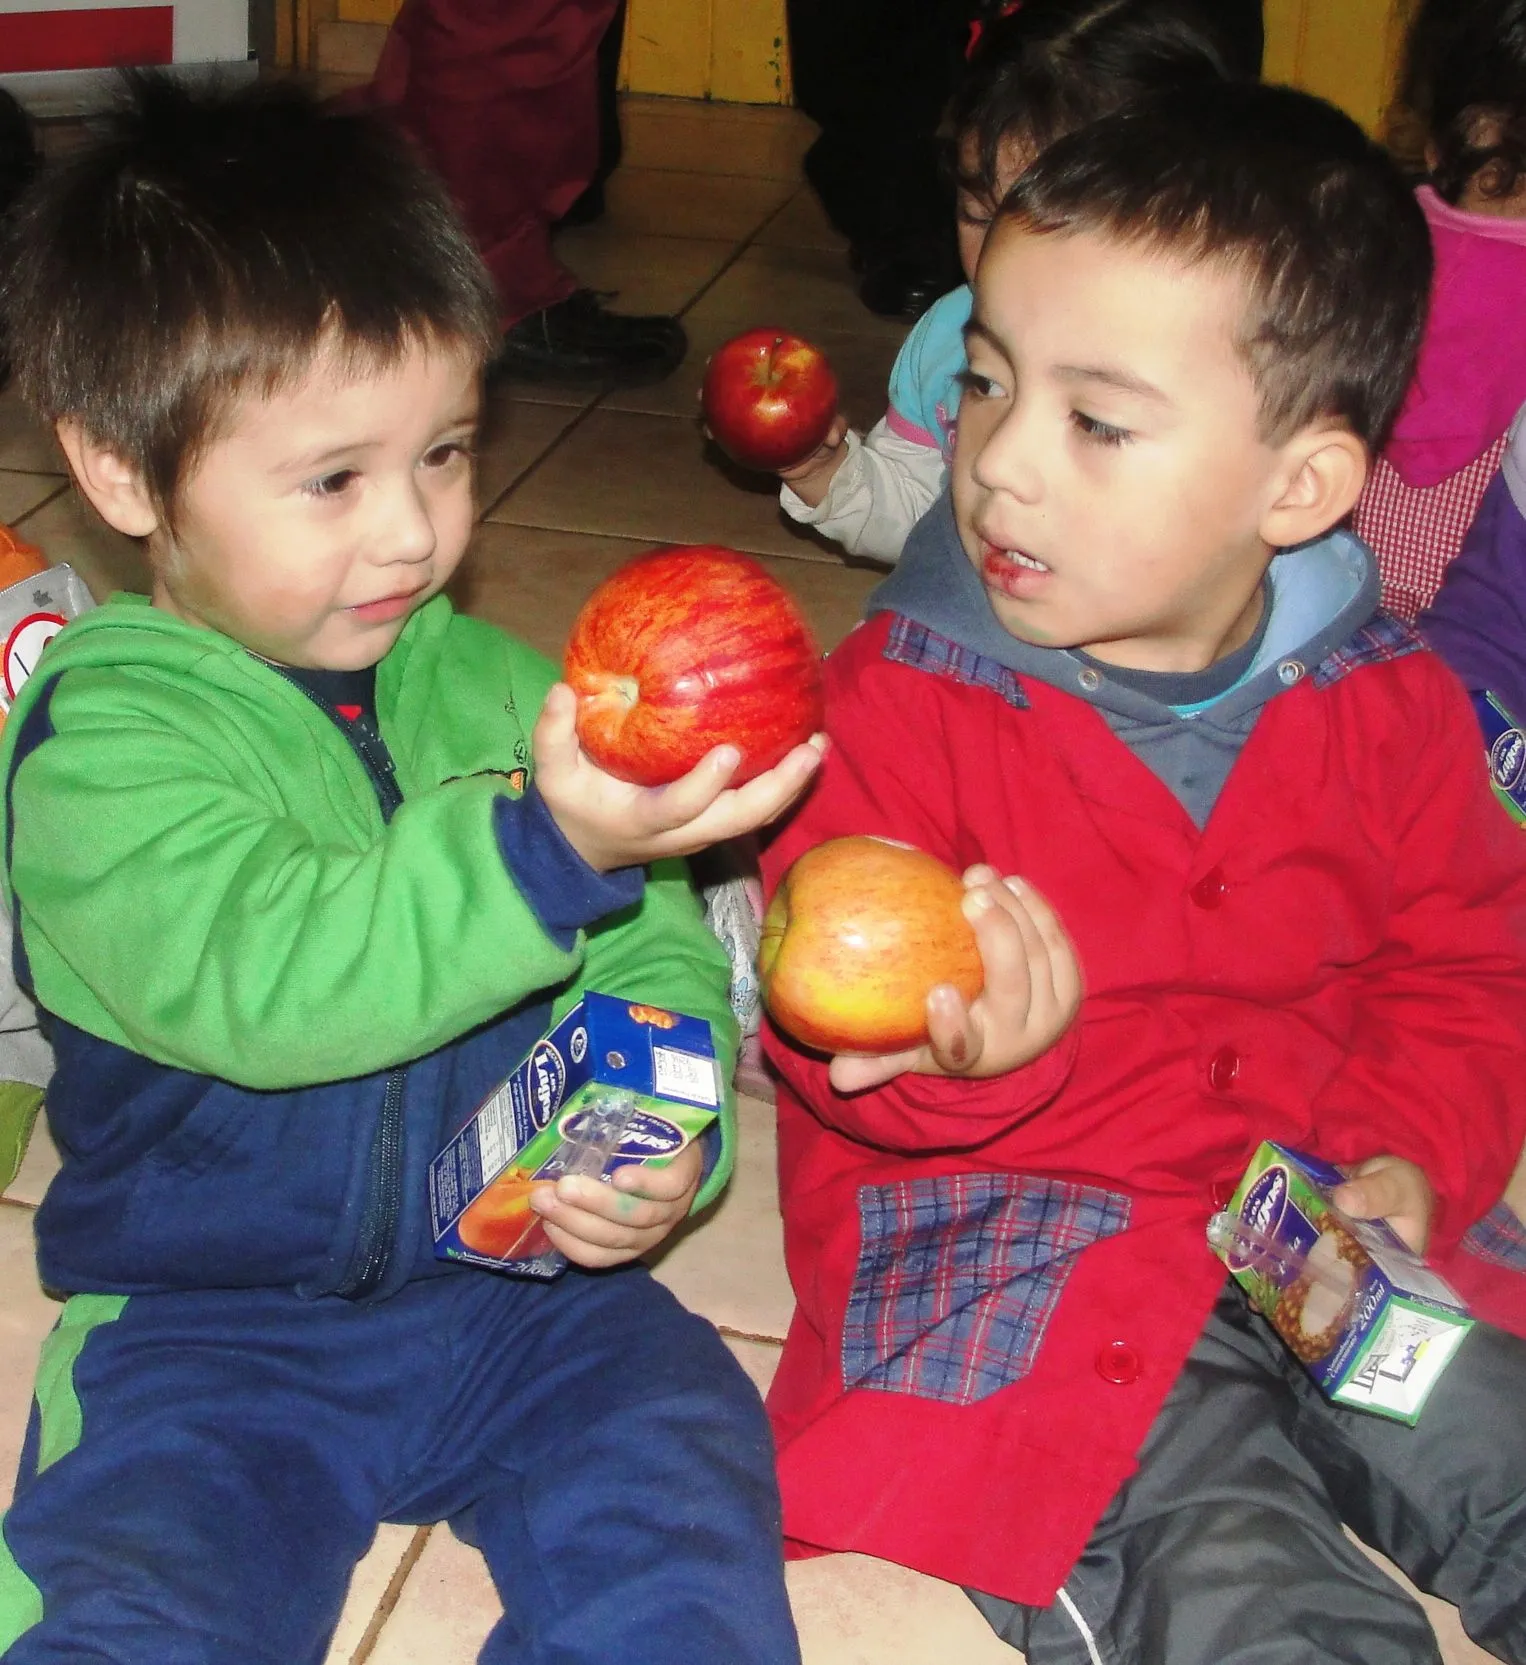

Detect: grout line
[347, 1524, 433, 1665]
[718, 1325, 785, 1348]
[0, 1196, 37, 1213]
[475, 398, 606, 522]
[11, 479, 70, 530]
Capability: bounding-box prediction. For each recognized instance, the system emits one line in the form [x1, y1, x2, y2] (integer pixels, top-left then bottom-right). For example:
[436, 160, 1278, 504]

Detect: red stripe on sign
[0, 9, 175, 74]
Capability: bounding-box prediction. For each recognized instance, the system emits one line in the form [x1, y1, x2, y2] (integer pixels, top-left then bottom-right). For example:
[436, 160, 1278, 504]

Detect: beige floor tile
[553, 226, 735, 320]
[362, 1523, 495, 1665]
[323, 1524, 426, 1665]
[686, 246, 912, 346]
[0, 1207, 62, 1499]
[0, 474, 66, 534]
[475, 395, 588, 512]
[13, 488, 148, 600]
[486, 407, 843, 561]
[0, 391, 65, 476]
[602, 315, 901, 437]
[753, 187, 851, 256]
[621, 96, 817, 183]
[600, 167, 794, 245]
[4, 1117, 58, 1208]
[452, 521, 880, 669]
[650, 1090, 795, 1343]
[788, 1554, 1020, 1664]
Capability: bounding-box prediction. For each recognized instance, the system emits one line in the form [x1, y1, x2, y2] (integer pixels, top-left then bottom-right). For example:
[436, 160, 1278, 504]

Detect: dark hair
[950, 0, 1262, 204]
[1400, 0, 1526, 205]
[995, 81, 1433, 448]
[2, 72, 499, 518]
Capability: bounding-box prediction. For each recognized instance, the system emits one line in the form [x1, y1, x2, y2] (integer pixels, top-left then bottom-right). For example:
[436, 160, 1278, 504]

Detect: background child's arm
[778, 417, 946, 563]
[1309, 660, 1526, 1257]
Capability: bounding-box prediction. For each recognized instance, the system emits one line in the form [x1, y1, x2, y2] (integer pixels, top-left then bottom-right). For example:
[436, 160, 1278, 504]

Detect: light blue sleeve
[886, 284, 974, 455]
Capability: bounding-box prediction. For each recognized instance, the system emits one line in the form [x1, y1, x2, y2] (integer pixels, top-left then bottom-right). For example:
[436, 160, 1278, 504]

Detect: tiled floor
[0, 93, 1505, 1665]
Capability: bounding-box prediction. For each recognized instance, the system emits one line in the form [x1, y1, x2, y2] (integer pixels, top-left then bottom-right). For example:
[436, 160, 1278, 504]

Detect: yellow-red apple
[759, 836, 984, 1053]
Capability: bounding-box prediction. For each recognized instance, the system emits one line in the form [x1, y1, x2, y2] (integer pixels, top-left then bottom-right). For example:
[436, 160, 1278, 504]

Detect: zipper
[265, 662, 409, 1300]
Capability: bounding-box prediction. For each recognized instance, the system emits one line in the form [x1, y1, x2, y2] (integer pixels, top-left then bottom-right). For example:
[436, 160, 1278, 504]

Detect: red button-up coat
[760, 611, 1526, 1607]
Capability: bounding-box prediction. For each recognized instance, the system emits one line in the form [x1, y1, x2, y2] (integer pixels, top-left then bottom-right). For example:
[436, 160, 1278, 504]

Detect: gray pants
[971, 1280, 1526, 1664]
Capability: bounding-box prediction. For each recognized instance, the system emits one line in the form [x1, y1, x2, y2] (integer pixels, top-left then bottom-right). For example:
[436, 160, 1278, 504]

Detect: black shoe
[855, 253, 957, 321]
[492, 289, 687, 386]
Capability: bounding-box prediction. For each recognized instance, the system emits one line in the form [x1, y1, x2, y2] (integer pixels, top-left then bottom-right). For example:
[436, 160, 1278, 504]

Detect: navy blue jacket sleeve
[492, 783, 644, 948]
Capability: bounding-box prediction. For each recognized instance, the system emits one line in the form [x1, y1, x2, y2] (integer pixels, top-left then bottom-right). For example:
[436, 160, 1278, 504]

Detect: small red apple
[701, 328, 839, 471]
[760, 836, 985, 1054]
[564, 545, 824, 787]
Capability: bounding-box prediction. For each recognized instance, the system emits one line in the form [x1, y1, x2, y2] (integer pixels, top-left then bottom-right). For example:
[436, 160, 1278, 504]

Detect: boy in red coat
[762, 82, 1526, 1665]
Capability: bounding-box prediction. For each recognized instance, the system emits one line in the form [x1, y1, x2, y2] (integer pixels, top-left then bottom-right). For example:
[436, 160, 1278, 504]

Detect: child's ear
[1260, 426, 1367, 549]
[54, 420, 161, 540]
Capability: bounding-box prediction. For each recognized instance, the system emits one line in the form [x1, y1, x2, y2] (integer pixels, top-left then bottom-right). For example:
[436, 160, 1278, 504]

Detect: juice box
[429, 992, 722, 1277]
[1473, 690, 1526, 824]
[1208, 1141, 1473, 1424]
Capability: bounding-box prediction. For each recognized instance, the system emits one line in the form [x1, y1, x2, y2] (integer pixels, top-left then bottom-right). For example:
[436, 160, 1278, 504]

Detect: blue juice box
[1208, 1141, 1472, 1424]
[1474, 690, 1526, 824]
[429, 992, 721, 1277]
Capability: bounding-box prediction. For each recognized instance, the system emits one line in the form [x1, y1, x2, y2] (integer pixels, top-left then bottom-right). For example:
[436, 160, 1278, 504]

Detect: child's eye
[956, 368, 1006, 402]
[303, 469, 358, 499]
[1072, 411, 1132, 447]
[423, 440, 474, 470]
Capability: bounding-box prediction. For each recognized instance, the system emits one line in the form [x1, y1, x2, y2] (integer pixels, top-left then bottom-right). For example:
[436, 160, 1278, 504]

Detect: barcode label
[652, 1045, 719, 1107]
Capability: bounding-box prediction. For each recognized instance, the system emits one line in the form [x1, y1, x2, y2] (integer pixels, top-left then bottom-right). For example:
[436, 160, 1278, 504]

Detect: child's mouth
[980, 539, 1050, 596]
[350, 584, 429, 623]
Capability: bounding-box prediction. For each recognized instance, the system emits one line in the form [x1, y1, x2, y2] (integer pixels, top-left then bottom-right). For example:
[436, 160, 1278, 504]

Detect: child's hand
[776, 415, 851, 508]
[528, 1139, 703, 1269]
[828, 866, 1082, 1094]
[1331, 1155, 1435, 1255]
[532, 682, 826, 872]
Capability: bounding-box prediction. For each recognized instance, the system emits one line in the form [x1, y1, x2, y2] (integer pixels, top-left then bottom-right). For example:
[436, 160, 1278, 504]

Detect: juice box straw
[1206, 1208, 1357, 1301]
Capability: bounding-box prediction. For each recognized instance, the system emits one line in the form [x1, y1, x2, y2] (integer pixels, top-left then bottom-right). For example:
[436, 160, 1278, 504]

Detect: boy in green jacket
[0, 75, 817, 1664]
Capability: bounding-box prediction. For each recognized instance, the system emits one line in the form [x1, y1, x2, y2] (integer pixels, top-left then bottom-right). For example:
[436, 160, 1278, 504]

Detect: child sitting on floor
[773, 0, 1260, 563]
[0, 74, 818, 1664]
[761, 82, 1526, 1664]
[1355, 0, 1526, 621]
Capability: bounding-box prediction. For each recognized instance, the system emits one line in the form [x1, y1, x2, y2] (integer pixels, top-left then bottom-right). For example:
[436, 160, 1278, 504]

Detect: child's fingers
[648, 736, 826, 852]
[828, 1044, 926, 1094]
[1331, 1156, 1433, 1254]
[532, 1176, 678, 1242]
[962, 882, 1036, 1021]
[1003, 877, 1083, 1021]
[609, 1143, 703, 1203]
[529, 682, 581, 776]
[923, 982, 982, 1072]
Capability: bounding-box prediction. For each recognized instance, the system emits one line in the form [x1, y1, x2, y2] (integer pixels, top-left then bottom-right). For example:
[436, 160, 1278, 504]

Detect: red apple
[701, 328, 839, 471]
[564, 545, 824, 787]
[759, 836, 984, 1054]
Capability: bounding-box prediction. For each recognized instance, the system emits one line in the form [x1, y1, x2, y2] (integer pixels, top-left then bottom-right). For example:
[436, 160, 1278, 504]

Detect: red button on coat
[1207, 1046, 1240, 1092]
[1096, 1341, 1141, 1385]
[1210, 1178, 1237, 1209]
[1190, 867, 1228, 910]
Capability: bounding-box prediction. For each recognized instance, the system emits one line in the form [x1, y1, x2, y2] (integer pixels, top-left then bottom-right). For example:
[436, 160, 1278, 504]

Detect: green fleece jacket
[1, 591, 740, 1212]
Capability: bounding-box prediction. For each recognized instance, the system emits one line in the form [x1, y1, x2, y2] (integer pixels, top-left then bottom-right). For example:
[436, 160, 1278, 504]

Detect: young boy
[761, 82, 1526, 1664]
[0, 77, 819, 1664]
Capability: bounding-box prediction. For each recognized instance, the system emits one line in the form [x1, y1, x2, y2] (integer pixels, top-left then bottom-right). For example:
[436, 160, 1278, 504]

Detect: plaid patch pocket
[1460, 1201, 1526, 1274]
[843, 1171, 1130, 1406]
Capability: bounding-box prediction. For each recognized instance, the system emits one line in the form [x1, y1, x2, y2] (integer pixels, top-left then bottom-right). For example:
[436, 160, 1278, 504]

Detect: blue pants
[0, 1266, 801, 1664]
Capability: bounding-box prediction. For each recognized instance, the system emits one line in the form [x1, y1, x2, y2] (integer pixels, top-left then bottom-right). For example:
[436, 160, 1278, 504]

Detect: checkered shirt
[1354, 433, 1510, 622]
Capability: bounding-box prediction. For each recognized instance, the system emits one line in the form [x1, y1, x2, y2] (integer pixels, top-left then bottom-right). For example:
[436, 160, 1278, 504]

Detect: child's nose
[972, 405, 1043, 504]
[380, 479, 438, 564]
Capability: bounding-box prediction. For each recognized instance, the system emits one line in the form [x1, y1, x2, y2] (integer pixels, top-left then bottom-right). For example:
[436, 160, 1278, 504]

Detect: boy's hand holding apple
[533, 683, 825, 872]
[825, 866, 1081, 1093]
